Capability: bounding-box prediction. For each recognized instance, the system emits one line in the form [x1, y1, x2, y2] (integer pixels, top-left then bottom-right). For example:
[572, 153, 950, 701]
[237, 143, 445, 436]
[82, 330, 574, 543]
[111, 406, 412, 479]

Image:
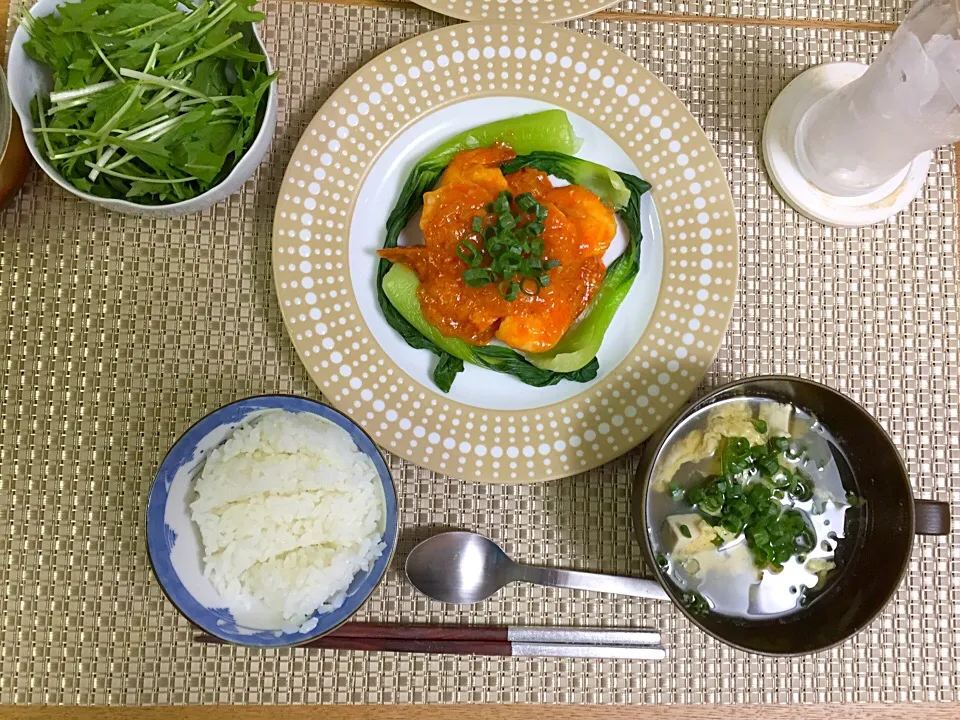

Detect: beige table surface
[2, 0, 959, 715]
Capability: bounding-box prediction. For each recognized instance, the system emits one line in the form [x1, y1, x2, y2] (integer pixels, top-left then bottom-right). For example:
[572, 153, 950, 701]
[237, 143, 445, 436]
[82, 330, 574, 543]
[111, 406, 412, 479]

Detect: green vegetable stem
[22, 0, 276, 204]
[500, 151, 633, 210]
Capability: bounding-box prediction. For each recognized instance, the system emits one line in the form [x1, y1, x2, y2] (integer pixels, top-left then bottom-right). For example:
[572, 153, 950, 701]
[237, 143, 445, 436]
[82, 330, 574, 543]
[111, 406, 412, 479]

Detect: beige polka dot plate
[272, 22, 738, 484]
[409, 0, 621, 23]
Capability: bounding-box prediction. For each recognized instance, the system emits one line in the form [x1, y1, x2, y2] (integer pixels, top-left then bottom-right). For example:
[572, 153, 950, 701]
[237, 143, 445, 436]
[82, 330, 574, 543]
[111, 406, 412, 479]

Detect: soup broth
[647, 396, 863, 619]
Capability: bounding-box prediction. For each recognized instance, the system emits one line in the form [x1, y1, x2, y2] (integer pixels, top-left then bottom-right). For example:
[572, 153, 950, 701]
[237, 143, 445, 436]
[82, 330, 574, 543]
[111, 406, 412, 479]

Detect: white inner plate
[350, 96, 663, 411]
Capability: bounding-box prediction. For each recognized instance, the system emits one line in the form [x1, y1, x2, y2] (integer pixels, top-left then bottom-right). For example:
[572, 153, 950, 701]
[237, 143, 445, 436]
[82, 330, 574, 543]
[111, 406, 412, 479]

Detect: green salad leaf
[377, 112, 650, 392]
[21, 0, 276, 204]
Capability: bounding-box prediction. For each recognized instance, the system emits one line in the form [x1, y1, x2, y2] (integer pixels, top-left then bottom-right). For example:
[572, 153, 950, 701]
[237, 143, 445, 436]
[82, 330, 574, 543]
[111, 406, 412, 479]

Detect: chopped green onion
[769, 436, 790, 453]
[456, 239, 484, 267]
[520, 278, 539, 296]
[759, 456, 780, 476]
[515, 192, 538, 212]
[793, 471, 814, 502]
[845, 492, 865, 508]
[752, 418, 768, 434]
[463, 268, 494, 287]
[682, 592, 709, 616]
[499, 280, 520, 301]
[678, 429, 823, 573]
[461, 190, 558, 300]
[679, 524, 692, 539]
[497, 252, 522, 275]
[526, 221, 545, 236]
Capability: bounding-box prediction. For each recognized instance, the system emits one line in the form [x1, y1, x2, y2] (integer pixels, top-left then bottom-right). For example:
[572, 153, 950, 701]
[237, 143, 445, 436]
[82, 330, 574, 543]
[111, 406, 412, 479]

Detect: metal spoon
[405, 531, 669, 605]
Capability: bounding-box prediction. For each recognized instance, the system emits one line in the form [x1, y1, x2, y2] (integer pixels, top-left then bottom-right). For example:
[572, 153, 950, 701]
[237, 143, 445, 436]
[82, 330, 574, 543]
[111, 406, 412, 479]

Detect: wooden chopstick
[325, 621, 508, 641]
[322, 622, 660, 646]
[197, 634, 514, 655]
[194, 633, 665, 659]
[194, 623, 665, 659]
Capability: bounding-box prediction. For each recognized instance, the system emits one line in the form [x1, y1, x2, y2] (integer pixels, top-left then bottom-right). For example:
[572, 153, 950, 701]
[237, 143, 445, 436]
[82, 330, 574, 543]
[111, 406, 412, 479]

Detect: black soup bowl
[632, 375, 951, 656]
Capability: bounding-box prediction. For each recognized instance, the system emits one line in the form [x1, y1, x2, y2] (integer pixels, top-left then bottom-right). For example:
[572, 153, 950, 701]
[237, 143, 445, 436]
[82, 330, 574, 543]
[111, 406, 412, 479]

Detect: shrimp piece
[505, 167, 553, 201]
[436, 144, 516, 195]
[537, 201, 585, 267]
[496, 312, 562, 353]
[543, 185, 617, 259]
[419, 183, 490, 252]
[381, 173, 506, 345]
[379, 183, 488, 276]
[495, 258, 606, 353]
[418, 275, 503, 345]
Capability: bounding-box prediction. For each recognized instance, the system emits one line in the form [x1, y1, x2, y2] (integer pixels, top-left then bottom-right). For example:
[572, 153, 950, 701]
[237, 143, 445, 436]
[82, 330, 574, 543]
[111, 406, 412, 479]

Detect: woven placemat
[1, 0, 958, 706]
[602, 0, 906, 24]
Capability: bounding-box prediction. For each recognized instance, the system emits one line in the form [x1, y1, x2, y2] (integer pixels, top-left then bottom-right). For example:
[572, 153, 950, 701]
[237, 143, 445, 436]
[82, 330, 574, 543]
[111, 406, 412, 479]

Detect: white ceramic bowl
[6, 0, 278, 217]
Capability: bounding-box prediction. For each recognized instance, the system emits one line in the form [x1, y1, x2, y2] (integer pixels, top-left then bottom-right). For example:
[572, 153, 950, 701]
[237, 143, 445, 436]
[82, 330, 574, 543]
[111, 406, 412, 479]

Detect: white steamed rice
[190, 410, 386, 627]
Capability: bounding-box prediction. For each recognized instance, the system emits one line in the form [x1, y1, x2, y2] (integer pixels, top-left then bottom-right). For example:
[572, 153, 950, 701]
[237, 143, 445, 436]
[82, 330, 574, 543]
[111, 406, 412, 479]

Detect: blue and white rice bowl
[146, 395, 398, 647]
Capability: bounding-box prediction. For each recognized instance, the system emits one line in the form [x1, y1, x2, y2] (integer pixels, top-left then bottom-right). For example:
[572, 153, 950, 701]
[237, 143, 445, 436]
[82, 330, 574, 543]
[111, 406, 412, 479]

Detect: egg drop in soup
[647, 397, 865, 619]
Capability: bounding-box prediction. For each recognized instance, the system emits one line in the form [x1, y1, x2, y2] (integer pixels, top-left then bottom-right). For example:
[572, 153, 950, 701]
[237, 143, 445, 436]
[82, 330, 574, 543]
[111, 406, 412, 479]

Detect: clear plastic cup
[795, 0, 960, 196]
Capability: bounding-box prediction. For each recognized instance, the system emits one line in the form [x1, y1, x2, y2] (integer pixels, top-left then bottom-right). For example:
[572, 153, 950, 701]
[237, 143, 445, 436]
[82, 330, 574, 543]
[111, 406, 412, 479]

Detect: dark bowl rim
[633, 374, 915, 657]
[144, 393, 399, 650]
